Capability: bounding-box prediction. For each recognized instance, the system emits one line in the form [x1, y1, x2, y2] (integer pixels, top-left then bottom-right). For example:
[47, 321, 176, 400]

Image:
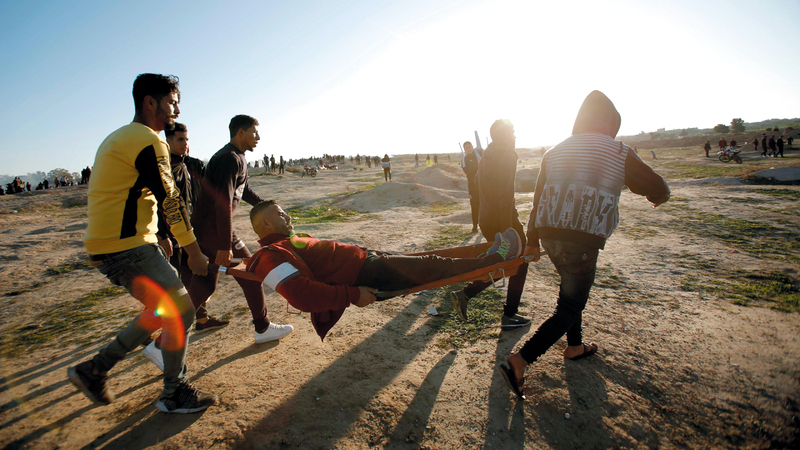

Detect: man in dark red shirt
[246, 200, 522, 340]
[450, 120, 531, 329]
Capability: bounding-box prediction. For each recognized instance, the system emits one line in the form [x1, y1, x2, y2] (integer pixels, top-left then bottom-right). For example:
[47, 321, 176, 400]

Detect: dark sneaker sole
[193, 323, 230, 334]
[155, 397, 217, 414]
[68, 366, 114, 405]
[500, 321, 531, 329]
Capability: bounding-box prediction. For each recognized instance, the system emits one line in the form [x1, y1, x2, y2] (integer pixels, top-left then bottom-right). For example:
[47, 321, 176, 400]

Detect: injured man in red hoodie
[246, 200, 522, 340]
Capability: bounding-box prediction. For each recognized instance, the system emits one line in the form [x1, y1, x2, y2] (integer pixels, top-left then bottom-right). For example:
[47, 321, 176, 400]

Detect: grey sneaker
[482, 232, 504, 258]
[68, 360, 115, 405]
[500, 228, 522, 260]
[501, 314, 531, 329]
[194, 316, 230, 334]
[155, 383, 218, 414]
[450, 290, 468, 321]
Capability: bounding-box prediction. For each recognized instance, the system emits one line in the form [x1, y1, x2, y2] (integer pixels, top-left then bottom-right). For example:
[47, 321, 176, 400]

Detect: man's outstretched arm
[624, 150, 670, 207]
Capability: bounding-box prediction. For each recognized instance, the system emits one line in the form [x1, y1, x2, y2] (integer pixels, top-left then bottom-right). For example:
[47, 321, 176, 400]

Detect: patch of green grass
[658, 164, 752, 179]
[424, 202, 460, 216]
[663, 207, 800, 262]
[46, 260, 92, 276]
[422, 226, 472, 251]
[772, 208, 800, 217]
[681, 270, 800, 312]
[326, 183, 381, 197]
[617, 224, 660, 240]
[730, 197, 760, 204]
[593, 266, 659, 304]
[348, 177, 384, 183]
[358, 213, 383, 222]
[0, 286, 129, 356]
[285, 204, 360, 224]
[4, 280, 51, 297]
[754, 188, 800, 199]
[594, 267, 629, 289]
[427, 282, 503, 348]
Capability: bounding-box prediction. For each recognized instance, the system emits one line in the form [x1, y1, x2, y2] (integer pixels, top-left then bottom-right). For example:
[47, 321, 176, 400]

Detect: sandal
[565, 342, 598, 361]
[498, 364, 526, 400]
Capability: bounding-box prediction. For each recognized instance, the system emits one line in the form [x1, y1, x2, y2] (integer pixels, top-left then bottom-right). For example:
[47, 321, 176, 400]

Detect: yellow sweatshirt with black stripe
[84, 122, 196, 254]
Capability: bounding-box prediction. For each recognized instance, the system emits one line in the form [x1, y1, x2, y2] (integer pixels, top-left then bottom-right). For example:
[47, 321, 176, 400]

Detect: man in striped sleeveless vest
[498, 90, 671, 399]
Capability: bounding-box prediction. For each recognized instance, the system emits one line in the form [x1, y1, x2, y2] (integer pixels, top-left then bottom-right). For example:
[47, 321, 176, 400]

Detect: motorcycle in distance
[718, 146, 742, 164]
[301, 166, 318, 178]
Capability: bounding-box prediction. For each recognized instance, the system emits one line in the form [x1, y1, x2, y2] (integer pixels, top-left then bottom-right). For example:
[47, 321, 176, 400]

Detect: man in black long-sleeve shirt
[158, 122, 230, 332]
[450, 120, 532, 329]
[188, 115, 293, 343]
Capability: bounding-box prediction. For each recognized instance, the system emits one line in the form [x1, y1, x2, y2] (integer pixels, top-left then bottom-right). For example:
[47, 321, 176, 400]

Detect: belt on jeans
[88, 251, 124, 262]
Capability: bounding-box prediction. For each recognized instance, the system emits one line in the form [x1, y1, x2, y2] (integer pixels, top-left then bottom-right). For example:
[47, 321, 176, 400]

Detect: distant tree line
[624, 118, 799, 141]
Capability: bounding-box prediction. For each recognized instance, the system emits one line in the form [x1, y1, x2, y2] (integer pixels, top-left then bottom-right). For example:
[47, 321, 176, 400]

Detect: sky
[1, 0, 799, 176]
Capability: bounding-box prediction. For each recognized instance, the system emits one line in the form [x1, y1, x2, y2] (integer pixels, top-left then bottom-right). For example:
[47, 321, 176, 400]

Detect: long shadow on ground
[236, 299, 438, 449]
[385, 351, 455, 446]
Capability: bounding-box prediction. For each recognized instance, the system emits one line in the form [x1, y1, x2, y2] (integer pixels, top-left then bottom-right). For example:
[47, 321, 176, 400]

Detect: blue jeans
[91, 244, 195, 392]
[518, 239, 599, 364]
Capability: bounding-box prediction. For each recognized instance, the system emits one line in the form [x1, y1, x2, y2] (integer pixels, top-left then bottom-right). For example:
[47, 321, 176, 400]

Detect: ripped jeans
[518, 239, 599, 364]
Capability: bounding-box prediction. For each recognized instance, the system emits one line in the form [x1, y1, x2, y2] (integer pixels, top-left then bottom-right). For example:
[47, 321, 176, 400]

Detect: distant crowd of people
[704, 133, 793, 158]
[2, 166, 93, 195]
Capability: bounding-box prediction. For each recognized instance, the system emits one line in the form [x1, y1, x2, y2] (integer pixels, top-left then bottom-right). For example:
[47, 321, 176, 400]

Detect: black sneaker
[155, 383, 218, 414]
[194, 316, 230, 334]
[68, 360, 115, 405]
[501, 314, 531, 329]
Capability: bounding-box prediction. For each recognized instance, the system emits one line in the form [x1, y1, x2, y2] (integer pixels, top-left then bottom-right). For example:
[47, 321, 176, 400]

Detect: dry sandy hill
[335, 165, 468, 213]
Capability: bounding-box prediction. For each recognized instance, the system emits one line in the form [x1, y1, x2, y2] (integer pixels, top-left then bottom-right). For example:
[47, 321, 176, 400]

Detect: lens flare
[290, 235, 309, 249]
[131, 275, 186, 351]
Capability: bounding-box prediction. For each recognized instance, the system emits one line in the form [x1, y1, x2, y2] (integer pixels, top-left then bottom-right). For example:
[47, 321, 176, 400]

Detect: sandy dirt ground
[0, 150, 798, 449]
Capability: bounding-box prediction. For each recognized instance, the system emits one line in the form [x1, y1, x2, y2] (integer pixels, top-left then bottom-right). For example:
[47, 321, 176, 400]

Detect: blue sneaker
[497, 228, 522, 261]
[483, 232, 504, 258]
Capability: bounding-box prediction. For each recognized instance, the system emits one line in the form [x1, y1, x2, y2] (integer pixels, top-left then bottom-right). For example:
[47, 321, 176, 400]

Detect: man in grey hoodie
[498, 91, 671, 400]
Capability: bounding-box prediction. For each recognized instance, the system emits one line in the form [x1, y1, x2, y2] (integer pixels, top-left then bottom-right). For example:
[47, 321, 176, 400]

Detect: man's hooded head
[572, 90, 621, 138]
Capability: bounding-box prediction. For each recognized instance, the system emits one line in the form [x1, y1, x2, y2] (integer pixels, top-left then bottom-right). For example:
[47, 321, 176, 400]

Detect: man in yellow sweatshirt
[69, 73, 217, 414]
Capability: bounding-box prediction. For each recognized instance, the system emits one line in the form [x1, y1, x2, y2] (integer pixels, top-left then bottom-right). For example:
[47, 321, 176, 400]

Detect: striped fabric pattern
[535, 133, 629, 239]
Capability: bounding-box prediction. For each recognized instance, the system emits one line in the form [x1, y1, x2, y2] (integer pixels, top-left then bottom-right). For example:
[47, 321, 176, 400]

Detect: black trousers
[354, 251, 503, 292]
[518, 239, 599, 364]
[463, 220, 527, 318]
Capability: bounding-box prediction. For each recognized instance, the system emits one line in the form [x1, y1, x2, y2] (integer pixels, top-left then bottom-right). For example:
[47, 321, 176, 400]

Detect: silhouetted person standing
[461, 141, 481, 232]
[450, 120, 531, 329]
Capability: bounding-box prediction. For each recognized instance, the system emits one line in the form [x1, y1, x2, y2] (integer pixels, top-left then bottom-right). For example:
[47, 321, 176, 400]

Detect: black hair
[132, 74, 180, 113]
[490, 119, 514, 142]
[249, 200, 277, 222]
[229, 115, 259, 138]
[165, 122, 187, 139]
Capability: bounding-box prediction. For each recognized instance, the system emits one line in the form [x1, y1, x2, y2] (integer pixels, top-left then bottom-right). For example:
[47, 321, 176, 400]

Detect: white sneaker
[142, 341, 164, 372]
[254, 323, 294, 343]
